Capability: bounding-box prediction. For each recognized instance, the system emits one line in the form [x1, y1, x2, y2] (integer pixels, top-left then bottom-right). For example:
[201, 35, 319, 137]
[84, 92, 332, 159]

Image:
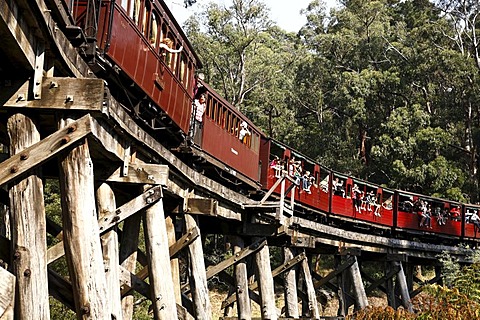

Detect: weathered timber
[2, 78, 104, 111]
[218, 271, 263, 308]
[222, 252, 306, 309]
[313, 256, 356, 290]
[362, 268, 397, 296]
[33, 42, 45, 99]
[99, 163, 169, 185]
[232, 236, 251, 319]
[47, 269, 75, 311]
[142, 185, 178, 319]
[185, 214, 212, 319]
[166, 216, 181, 304]
[0, 267, 15, 320]
[300, 255, 320, 319]
[0, 114, 92, 188]
[0, 0, 36, 69]
[7, 114, 50, 319]
[335, 256, 347, 317]
[385, 262, 396, 309]
[186, 198, 217, 216]
[119, 212, 141, 320]
[97, 183, 122, 320]
[394, 261, 413, 312]
[58, 116, 109, 319]
[283, 247, 299, 318]
[254, 241, 277, 320]
[127, 226, 199, 284]
[47, 185, 165, 265]
[348, 257, 368, 311]
[410, 272, 441, 299]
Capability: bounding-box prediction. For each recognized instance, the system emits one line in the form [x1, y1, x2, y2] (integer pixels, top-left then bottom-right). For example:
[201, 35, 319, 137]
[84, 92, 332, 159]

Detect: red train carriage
[192, 81, 263, 187]
[260, 139, 330, 213]
[463, 204, 480, 239]
[395, 191, 463, 238]
[69, 0, 200, 134]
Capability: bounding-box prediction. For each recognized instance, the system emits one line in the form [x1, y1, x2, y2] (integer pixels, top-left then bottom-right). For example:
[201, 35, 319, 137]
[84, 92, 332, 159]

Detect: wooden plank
[232, 236, 251, 318]
[0, 114, 92, 188]
[394, 261, 413, 312]
[0, 267, 15, 320]
[47, 269, 75, 311]
[300, 255, 320, 319]
[254, 242, 277, 319]
[186, 198, 217, 216]
[99, 163, 169, 185]
[313, 256, 356, 289]
[119, 265, 151, 298]
[166, 216, 181, 304]
[2, 77, 105, 111]
[7, 113, 50, 319]
[349, 257, 368, 310]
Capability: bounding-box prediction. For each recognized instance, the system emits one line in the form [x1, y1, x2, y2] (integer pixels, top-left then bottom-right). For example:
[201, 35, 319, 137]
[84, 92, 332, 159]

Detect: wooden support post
[58, 116, 109, 319]
[405, 263, 414, 292]
[185, 214, 212, 319]
[96, 183, 122, 320]
[166, 215, 181, 304]
[232, 236, 251, 319]
[435, 265, 443, 286]
[335, 255, 347, 317]
[385, 261, 396, 309]
[7, 114, 50, 319]
[0, 266, 15, 320]
[143, 185, 178, 319]
[300, 253, 320, 319]
[254, 240, 277, 320]
[349, 256, 368, 311]
[394, 261, 413, 312]
[283, 247, 299, 318]
[119, 213, 141, 320]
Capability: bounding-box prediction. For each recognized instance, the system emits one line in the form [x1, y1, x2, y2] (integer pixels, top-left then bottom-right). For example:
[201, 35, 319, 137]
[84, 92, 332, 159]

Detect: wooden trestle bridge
[0, 0, 474, 319]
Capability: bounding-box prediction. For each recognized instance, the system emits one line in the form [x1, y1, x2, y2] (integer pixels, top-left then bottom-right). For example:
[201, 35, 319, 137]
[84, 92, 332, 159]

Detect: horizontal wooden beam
[186, 198, 217, 216]
[2, 78, 105, 111]
[98, 163, 169, 185]
[47, 269, 75, 311]
[0, 114, 92, 188]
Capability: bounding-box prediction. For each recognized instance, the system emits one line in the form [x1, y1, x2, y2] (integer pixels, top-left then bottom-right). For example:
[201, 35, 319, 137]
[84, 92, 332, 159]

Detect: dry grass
[209, 289, 387, 319]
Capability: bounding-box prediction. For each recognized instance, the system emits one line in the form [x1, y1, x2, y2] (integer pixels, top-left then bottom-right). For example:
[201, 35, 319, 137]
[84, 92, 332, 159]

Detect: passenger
[302, 171, 313, 194]
[190, 94, 206, 142]
[239, 121, 251, 144]
[319, 176, 329, 193]
[293, 161, 302, 186]
[470, 210, 480, 230]
[352, 184, 362, 213]
[371, 196, 381, 217]
[366, 190, 375, 212]
[450, 206, 461, 221]
[333, 178, 346, 198]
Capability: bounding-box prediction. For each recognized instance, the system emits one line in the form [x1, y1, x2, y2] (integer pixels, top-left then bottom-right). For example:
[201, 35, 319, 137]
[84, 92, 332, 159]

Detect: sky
[165, 0, 339, 33]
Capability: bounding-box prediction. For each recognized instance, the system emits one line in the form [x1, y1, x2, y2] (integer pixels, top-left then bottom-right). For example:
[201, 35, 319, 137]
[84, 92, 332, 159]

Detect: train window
[130, 0, 140, 25]
[121, 0, 128, 11]
[232, 117, 238, 136]
[141, 1, 149, 35]
[206, 96, 212, 118]
[179, 54, 187, 83]
[149, 11, 159, 47]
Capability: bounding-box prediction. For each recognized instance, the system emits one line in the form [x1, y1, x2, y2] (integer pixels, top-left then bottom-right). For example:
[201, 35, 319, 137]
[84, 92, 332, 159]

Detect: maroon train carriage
[69, 0, 201, 134]
[191, 81, 263, 188]
[395, 191, 463, 238]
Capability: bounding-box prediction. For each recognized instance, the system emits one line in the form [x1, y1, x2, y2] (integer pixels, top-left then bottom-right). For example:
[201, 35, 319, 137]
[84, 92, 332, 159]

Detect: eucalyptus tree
[183, 0, 302, 139]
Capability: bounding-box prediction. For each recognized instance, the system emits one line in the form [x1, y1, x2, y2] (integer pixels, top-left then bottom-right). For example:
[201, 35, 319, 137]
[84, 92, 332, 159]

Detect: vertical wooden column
[58, 117, 109, 319]
[143, 185, 178, 319]
[394, 261, 413, 312]
[335, 255, 347, 317]
[349, 256, 368, 310]
[0, 266, 15, 320]
[254, 241, 277, 320]
[283, 247, 299, 318]
[405, 263, 414, 292]
[232, 236, 251, 319]
[96, 183, 122, 320]
[7, 114, 50, 319]
[385, 261, 396, 309]
[119, 214, 141, 320]
[435, 265, 443, 286]
[300, 254, 320, 319]
[185, 214, 212, 320]
[166, 215, 181, 304]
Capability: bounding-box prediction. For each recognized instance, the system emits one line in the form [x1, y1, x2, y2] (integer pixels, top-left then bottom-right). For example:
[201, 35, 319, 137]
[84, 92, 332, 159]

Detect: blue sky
[165, 0, 338, 32]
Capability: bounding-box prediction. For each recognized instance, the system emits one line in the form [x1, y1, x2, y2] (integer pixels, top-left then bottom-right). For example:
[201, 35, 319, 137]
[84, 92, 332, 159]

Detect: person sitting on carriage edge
[239, 121, 251, 144]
